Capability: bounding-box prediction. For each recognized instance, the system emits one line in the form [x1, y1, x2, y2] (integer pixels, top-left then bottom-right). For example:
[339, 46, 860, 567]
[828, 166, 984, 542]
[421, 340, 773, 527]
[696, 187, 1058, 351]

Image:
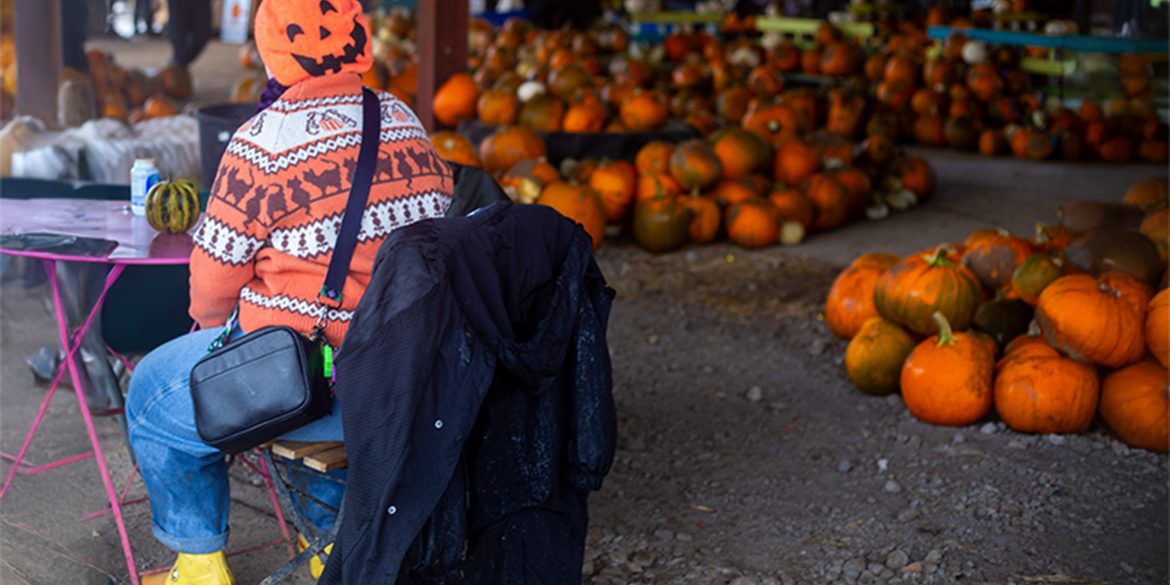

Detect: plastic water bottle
[130, 158, 160, 216]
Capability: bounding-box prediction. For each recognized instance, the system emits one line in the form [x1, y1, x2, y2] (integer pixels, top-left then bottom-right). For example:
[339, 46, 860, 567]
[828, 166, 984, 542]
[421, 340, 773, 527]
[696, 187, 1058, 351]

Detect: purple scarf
[256, 77, 288, 112]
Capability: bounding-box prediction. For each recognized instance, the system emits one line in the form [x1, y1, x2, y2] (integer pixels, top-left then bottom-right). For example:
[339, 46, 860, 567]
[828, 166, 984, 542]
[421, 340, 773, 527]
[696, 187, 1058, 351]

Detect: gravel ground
[585, 243, 1169, 585]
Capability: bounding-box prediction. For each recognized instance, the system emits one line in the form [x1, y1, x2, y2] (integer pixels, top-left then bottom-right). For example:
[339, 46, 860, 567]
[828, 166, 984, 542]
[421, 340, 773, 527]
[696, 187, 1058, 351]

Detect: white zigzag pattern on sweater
[226, 127, 429, 174]
[192, 217, 266, 266]
[265, 93, 365, 113]
[239, 287, 354, 322]
[269, 191, 450, 259]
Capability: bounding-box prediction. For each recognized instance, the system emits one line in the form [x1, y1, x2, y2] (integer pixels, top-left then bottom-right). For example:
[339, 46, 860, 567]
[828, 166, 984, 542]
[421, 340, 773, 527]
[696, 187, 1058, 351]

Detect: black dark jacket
[320, 201, 616, 584]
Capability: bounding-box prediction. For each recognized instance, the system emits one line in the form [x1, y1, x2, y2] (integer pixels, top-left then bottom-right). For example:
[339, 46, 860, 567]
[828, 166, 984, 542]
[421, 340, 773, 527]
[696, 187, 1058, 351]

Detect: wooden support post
[14, 0, 63, 126]
[416, 0, 468, 132]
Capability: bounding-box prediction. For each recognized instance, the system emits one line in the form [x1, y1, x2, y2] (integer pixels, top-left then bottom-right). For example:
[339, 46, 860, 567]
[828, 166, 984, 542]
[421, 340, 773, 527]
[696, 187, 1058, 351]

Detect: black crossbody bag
[190, 88, 381, 454]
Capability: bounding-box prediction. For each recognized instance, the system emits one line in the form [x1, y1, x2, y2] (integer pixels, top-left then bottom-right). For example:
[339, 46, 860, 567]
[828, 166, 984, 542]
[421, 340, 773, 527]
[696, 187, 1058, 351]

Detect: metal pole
[416, 0, 468, 132]
[14, 0, 63, 126]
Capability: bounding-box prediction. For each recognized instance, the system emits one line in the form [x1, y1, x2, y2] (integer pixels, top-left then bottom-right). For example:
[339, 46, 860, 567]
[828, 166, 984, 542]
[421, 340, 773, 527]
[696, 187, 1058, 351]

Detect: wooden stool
[259, 441, 348, 585]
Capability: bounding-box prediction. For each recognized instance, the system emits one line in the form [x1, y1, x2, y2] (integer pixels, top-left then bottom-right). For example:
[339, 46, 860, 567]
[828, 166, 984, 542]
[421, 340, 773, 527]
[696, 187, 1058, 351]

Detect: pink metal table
[0, 198, 196, 584]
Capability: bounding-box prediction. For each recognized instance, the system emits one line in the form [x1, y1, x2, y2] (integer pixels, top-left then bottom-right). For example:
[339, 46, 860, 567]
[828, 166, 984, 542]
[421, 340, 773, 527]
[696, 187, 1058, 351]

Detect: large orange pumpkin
[537, 182, 606, 251]
[547, 63, 592, 99]
[901, 312, 996, 426]
[711, 127, 771, 179]
[994, 338, 1099, 434]
[725, 199, 779, 249]
[430, 131, 481, 167]
[826, 252, 900, 339]
[710, 178, 760, 208]
[479, 126, 547, 173]
[636, 172, 683, 202]
[1147, 289, 1169, 368]
[588, 159, 637, 223]
[874, 246, 983, 336]
[846, 317, 917, 395]
[1036, 272, 1151, 368]
[1099, 360, 1169, 452]
[433, 72, 480, 127]
[669, 140, 723, 191]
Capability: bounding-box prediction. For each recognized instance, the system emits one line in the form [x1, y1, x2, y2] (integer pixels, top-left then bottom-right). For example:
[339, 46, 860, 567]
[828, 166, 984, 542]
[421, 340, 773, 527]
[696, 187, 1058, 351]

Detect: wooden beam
[14, 0, 63, 126]
[416, 0, 468, 132]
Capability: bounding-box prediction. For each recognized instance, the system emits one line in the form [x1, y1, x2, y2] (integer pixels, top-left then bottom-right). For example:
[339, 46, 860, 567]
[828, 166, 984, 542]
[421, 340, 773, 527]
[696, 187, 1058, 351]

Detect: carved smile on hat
[290, 16, 368, 77]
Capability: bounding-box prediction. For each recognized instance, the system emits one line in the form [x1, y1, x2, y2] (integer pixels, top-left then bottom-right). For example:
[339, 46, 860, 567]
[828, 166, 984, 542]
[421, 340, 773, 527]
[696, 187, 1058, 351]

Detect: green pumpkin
[145, 179, 201, 233]
[632, 197, 692, 254]
[1010, 252, 1065, 305]
[845, 317, 916, 395]
[973, 295, 1034, 353]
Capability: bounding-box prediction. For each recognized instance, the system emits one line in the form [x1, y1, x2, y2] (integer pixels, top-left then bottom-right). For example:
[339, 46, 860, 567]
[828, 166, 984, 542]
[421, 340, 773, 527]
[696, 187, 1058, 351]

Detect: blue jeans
[126, 327, 345, 554]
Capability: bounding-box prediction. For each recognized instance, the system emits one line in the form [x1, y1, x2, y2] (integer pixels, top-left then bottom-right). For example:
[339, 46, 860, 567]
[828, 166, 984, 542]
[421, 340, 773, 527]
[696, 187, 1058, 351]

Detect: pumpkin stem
[924, 245, 953, 268]
[1026, 320, 1042, 337]
[932, 311, 956, 347]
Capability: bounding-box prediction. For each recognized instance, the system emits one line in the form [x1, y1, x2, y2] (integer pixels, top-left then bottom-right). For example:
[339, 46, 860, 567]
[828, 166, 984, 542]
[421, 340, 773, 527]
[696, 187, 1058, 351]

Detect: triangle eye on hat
[255, 0, 373, 87]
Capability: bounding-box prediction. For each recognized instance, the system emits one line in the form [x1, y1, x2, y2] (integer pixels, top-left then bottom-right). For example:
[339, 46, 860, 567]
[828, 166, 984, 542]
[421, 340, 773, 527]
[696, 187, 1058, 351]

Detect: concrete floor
[1, 35, 1167, 585]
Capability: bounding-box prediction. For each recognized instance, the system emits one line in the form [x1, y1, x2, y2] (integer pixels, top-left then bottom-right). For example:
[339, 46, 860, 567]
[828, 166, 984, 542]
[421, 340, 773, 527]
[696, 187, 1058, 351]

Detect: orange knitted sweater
[190, 74, 453, 346]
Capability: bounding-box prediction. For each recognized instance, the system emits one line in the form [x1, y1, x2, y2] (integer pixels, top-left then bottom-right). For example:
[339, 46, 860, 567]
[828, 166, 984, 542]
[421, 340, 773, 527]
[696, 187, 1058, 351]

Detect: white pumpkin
[962, 40, 989, 65]
[516, 81, 547, 103]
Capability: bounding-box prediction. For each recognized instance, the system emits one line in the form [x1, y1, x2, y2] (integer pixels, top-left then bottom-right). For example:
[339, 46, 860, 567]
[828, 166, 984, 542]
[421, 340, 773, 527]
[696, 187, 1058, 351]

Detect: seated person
[125, 1, 454, 582]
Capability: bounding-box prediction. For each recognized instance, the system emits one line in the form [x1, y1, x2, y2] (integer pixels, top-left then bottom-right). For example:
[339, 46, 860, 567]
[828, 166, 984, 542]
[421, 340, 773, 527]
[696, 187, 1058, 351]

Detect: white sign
[221, 0, 254, 44]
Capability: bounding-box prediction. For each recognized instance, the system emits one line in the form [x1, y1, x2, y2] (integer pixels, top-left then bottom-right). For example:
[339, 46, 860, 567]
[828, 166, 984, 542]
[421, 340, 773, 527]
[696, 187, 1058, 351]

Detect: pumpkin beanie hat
[254, 0, 373, 87]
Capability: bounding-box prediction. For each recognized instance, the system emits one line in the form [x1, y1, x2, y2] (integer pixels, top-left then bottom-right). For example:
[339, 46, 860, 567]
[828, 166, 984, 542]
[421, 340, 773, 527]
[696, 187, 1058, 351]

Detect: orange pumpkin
[831, 167, 872, 212]
[901, 312, 996, 426]
[636, 172, 683, 202]
[746, 65, 784, 96]
[1009, 252, 1066, 305]
[632, 196, 692, 253]
[962, 228, 1034, 291]
[143, 95, 180, 118]
[820, 42, 862, 77]
[1147, 289, 1169, 368]
[875, 246, 983, 336]
[635, 140, 675, 175]
[1097, 136, 1135, 164]
[547, 63, 592, 99]
[768, 188, 814, 229]
[978, 129, 1006, 156]
[562, 101, 607, 133]
[771, 41, 801, 72]
[772, 138, 820, 186]
[716, 87, 755, 124]
[588, 160, 638, 223]
[710, 178, 760, 207]
[430, 131, 481, 167]
[479, 125, 547, 173]
[725, 199, 779, 249]
[826, 89, 866, 138]
[883, 54, 917, 84]
[804, 172, 852, 231]
[994, 338, 1099, 434]
[875, 79, 915, 110]
[711, 127, 771, 179]
[1140, 208, 1168, 261]
[433, 72, 480, 127]
[518, 94, 565, 132]
[1036, 272, 1151, 368]
[679, 195, 721, 244]
[537, 181, 606, 251]
[826, 252, 900, 339]
[1009, 128, 1053, 161]
[799, 47, 822, 75]
[965, 63, 1002, 102]
[1124, 177, 1169, 213]
[863, 53, 888, 82]
[1099, 360, 1169, 452]
[742, 102, 806, 143]
[669, 140, 723, 191]
[620, 92, 668, 132]
[477, 88, 519, 126]
[846, 317, 917, 395]
[891, 154, 936, 201]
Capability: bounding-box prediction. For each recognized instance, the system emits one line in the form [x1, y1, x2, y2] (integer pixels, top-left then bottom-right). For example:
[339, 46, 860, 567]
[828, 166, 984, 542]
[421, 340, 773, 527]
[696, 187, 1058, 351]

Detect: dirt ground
[1, 39, 1168, 585]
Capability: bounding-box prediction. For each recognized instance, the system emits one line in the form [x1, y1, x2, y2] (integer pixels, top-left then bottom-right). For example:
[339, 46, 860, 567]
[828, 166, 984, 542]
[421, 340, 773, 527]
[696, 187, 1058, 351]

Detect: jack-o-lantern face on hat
[255, 0, 373, 87]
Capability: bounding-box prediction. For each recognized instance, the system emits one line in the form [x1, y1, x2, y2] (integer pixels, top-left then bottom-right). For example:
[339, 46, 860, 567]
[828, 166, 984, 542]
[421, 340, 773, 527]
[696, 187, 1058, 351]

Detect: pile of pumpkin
[82, 50, 190, 123]
[861, 24, 1169, 165]
[430, 104, 936, 252]
[824, 177, 1169, 452]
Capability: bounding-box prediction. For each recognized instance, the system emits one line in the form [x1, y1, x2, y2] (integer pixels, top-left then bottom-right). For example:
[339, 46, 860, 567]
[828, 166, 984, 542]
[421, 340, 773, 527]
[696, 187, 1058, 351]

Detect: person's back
[190, 75, 453, 346]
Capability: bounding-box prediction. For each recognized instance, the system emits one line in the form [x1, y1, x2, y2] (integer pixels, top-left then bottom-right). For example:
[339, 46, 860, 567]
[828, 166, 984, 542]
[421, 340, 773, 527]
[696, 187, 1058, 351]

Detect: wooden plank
[271, 441, 342, 460]
[304, 445, 348, 472]
[13, 0, 62, 125]
[415, 0, 468, 132]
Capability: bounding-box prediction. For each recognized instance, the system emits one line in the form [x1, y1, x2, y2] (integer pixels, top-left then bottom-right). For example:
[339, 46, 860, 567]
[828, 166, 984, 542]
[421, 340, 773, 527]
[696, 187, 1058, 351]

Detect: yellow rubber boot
[296, 534, 334, 579]
[141, 552, 236, 585]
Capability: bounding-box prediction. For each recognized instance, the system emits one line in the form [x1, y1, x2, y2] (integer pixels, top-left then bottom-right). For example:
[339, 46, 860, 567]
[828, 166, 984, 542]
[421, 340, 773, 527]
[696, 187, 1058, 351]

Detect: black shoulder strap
[319, 87, 380, 305]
